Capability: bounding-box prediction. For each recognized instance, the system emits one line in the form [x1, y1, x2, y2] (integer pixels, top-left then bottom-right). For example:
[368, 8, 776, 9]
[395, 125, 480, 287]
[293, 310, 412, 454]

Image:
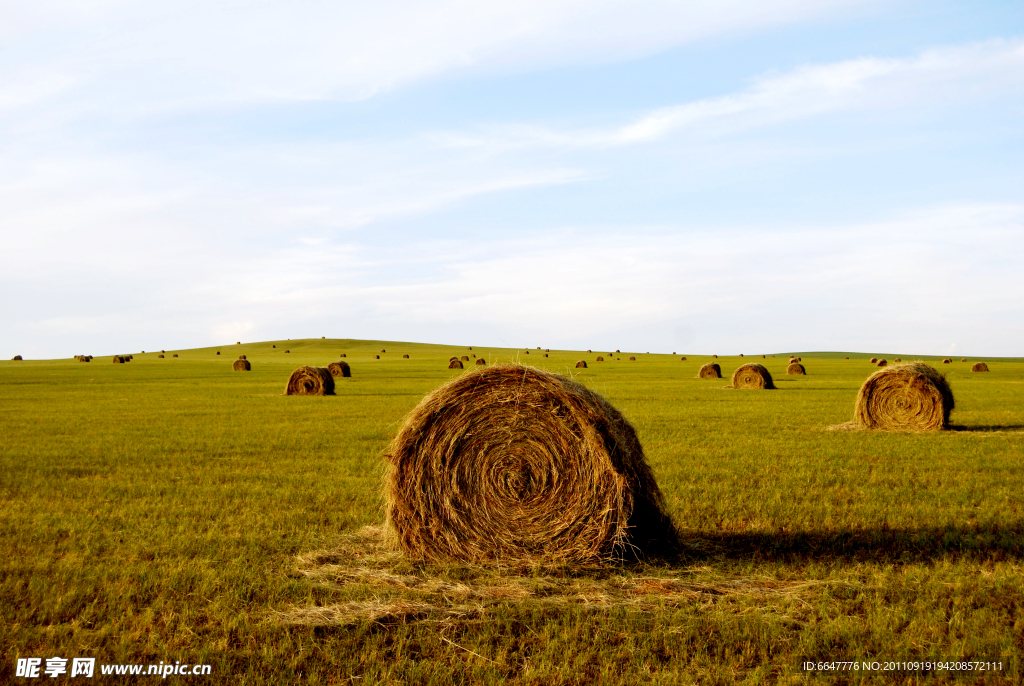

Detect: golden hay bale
[971, 362, 989, 372]
[739, 354, 744, 357]
[328, 361, 351, 377]
[869, 357, 877, 363]
[233, 359, 251, 371]
[760, 355, 765, 358]
[629, 356, 636, 361]
[471, 354, 476, 358]
[285, 366, 335, 396]
[383, 364, 676, 563]
[239, 354, 246, 360]
[680, 356, 686, 361]
[113, 356, 124, 364]
[575, 360, 587, 368]
[525, 350, 530, 354]
[961, 358, 967, 362]
[373, 354, 379, 359]
[894, 357, 901, 363]
[448, 359, 464, 369]
[322, 336, 326, 339]
[844, 356, 849, 359]
[876, 359, 887, 366]
[402, 354, 410, 359]
[158, 354, 164, 358]
[285, 350, 291, 353]
[787, 362, 805, 375]
[712, 355, 718, 359]
[449, 356, 459, 362]
[272, 344, 276, 348]
[161, 349, 165, 353]
[698, 362, 721, 379]
[12, 355, 23, 361]
[596, 356, 604, 362]
[853, 363, 953, 431]
[587, 349, 592, 353]
[172, 354, 178, 358]
[339, 353, 346, 358]
[381, 349, 386, 353]
[543, 353, 549, 357]
[943, 358, 951, 364]
[461, 355, 469, 361]
[615, 349, 620, 353]
[468, 347, 473, 350]
[237, 342, 241, 345]
[731, 363, 775, 389]
[475, 358, 486, 365]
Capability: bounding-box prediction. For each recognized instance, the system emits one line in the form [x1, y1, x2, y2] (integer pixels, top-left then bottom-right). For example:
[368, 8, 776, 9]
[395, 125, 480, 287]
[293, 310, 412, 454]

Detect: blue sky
[3, 0, 1023, 358]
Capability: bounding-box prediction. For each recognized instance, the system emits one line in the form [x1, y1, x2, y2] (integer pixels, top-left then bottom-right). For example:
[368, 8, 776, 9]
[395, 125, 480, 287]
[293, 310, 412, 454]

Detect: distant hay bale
[328, 361, 352, 378]
[468, 347, 472, 350]
[381, 349, 386, 353]
[448, 359, 464, 369]
[596, 356, 604, 362]
[712, 355, 718, 359]
[475, 358, 486, 365]
[629, 356, 636, 361]
[449, 356, 459, 362]
[322, 336, 325, 339]
[961, 358, 967, 362]
[615, 349, 620, 353]
[158, 355, 164, 358]
[698, 362, 722, 378]
[731, 363, 775, 389]
[943, 359, 951, 364]
[852, 363, 953, 431]
[471, 354, 476, 358]
[679, 356, 686, 361]
[239, 355, 246, 360]
[543, 354, 548, 357]
[233, 359, 251, 371]
[285, 366, 335, 396]
[216, 351, 220, 355]
[285, 350, 290, 354]
[739, 354, 744, 357]
[12, 355, 23, 361]
[237, 342, 240, 345]
[339, 353, 346, 358]
[787, 362, 805, 375]
[525, 351, 530, 354]
[844, 356, 849, 359]
[761, 355, 765, 358]
[869, 358, 878, 363]
[272, 345, 276, 348]
[575, 360, 587, 368]
[587, 349, 592, 353]
[113, 356, 124, 364]
[161, 350, 165, 353]
[373, 354, 379, 359]
[383, 364, 676, 564]
[402, 354, 410, 359]
[971, 362, 989, 372]
[894, 358, 901, 363]
[461, 355, 469, 361]
[172, 354, 178, 358]
[876, 359, 887, 366]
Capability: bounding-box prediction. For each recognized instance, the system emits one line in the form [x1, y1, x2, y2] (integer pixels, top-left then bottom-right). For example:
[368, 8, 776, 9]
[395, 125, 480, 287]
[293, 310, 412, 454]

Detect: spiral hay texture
[383, 364, 676, 564]
[730, 363, 775, 389]
[972, 362, 989, 372]
[328, 361, 351, 378]
[787, 362, 805, 375]
[285, 366, 335, 396]
[233, 359, 251, 371]
[853, 363, 954, 431]
[698, 362, 721, 379]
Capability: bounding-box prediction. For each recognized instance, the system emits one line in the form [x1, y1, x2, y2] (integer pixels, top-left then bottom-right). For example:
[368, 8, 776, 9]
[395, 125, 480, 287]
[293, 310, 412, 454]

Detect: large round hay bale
[731, 363, 775, 389]
[285, 366, 335, 396]
[971, 362, 989, 372]
[698, 362, 721, 378]
[82, 356, 91, 362]
[575, 360, 587, 368]
[384, 364, 676, 563]
[787, 362, 805, 375]
[876, 359, 887, 367]
[869, 357, 877, 364]
[12, 355, 23, 361]
[448, 359, 464, 369]
[961, 358, 967, 363]
[853, 363, 953, 431]
[461, 355, 469, 361]
[943, 358, 951, 364]
[449, 356, 458, 362]
[596, 356, 604, 362]
[233, 359, 251, 371]
[328, 361, 351, 377]
[893, 358, 901, 363]
[475, 358, 486, 365]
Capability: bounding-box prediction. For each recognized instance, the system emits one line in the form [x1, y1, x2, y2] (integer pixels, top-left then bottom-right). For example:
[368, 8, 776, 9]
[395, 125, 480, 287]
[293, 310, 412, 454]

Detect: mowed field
[2, 340, 1022, 684]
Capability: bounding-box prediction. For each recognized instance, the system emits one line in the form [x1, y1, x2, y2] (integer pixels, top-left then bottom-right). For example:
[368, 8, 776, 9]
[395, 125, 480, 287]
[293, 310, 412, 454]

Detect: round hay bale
[893, 357, 901, 363]
[575, 360, 587, 368]
[698, 362, 721, 379]
[853, 363, 953, 431]
[339, 353, 346, 358]
[373, 354, 379, 359]
[628, 356, 636, 361]
[869, 357, 877, 364]
[172, 354, 178, 358]
[787, 362, 805, 375]
[402, 354, 410, 359]
[760, 355, 765, 358]
[285, 366, 335, 396]
[161, 350, 165, 353]
[74, 355, 81, 361]
[449, 356, 459, 362]
[285, 350, 290, 353]
[543, 354, 548, 357]
[525, 351, 530, 354]
[322, 336, 326, 339]
[475, 358, 486, 365]
[468, 347, 472, 350]
[943, 358, 951, 364]
[239, 355, 246, 360]
[615, 349, 620, 353]
[12, 355, 23, 361]
[471, 354, 476, 358]
[232, 359, 251, 371]
[844, 356, 849, 359]
[272, 344, 276, 348]
[461, 355, 469, 361]
[739, 354, 744, 357]
[113, 356, 124, 364]
[679, 356, 686, 361]
[961, 358, 967, 362]
[237, 342, 241, 345]
[712, 355, 718, 359]
[596, 356, 604, 362]
[216, 351, 221, 355]
[83, 356, 91, 362]
[381, 349, 386, 353]
[328, 361, 352, 377]
[448, 359, 464, 369]
[587, 349, 592, 353]
[383, 364, 676, 563]
[731, 363, 775, 389]
[971, 362, 989, 372]
[158, 354, 164, 358]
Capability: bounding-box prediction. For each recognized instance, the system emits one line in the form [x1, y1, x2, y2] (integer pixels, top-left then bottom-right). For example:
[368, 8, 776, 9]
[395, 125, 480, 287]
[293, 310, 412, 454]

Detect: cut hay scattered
[402, 354, 410, 359]
[461, 355, 469, 361]
[383, 364, 677, 564]
[285, 366, 335, 396]
[698, 363, 722, 379]
[596, 356, 604, 362]
[12, 355, 23, 361]
[448, 359, 464, 369]
[876, 359, 887, 367]
[943, 358, 951, 364]
[730, 364, 775, 389]
[575, 360, 587, 368]
[328, 361, 352, 378]
[233, 359, 251, 371]
[849, 362, 954, 431]
[972, 362, 989, 372]
[786, 362, 805, 375]
[475, 358, 486, 365]
[629, 356, 636, 361]
[869, 357, 878, 363]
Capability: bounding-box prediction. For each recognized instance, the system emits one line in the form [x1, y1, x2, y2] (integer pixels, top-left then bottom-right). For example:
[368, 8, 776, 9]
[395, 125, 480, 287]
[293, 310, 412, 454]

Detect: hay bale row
[233, 359, 251, 371]
[698, 362, 721, 379]
[853, 363, 953, 431]
[383, 364, 676, 564]
[731, 363, 774, 389]
[285, 366, 335, 395]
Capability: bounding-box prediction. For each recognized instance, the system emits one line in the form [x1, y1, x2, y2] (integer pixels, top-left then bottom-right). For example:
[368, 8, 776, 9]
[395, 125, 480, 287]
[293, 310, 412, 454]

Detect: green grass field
[2, 340, 1022, 684]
